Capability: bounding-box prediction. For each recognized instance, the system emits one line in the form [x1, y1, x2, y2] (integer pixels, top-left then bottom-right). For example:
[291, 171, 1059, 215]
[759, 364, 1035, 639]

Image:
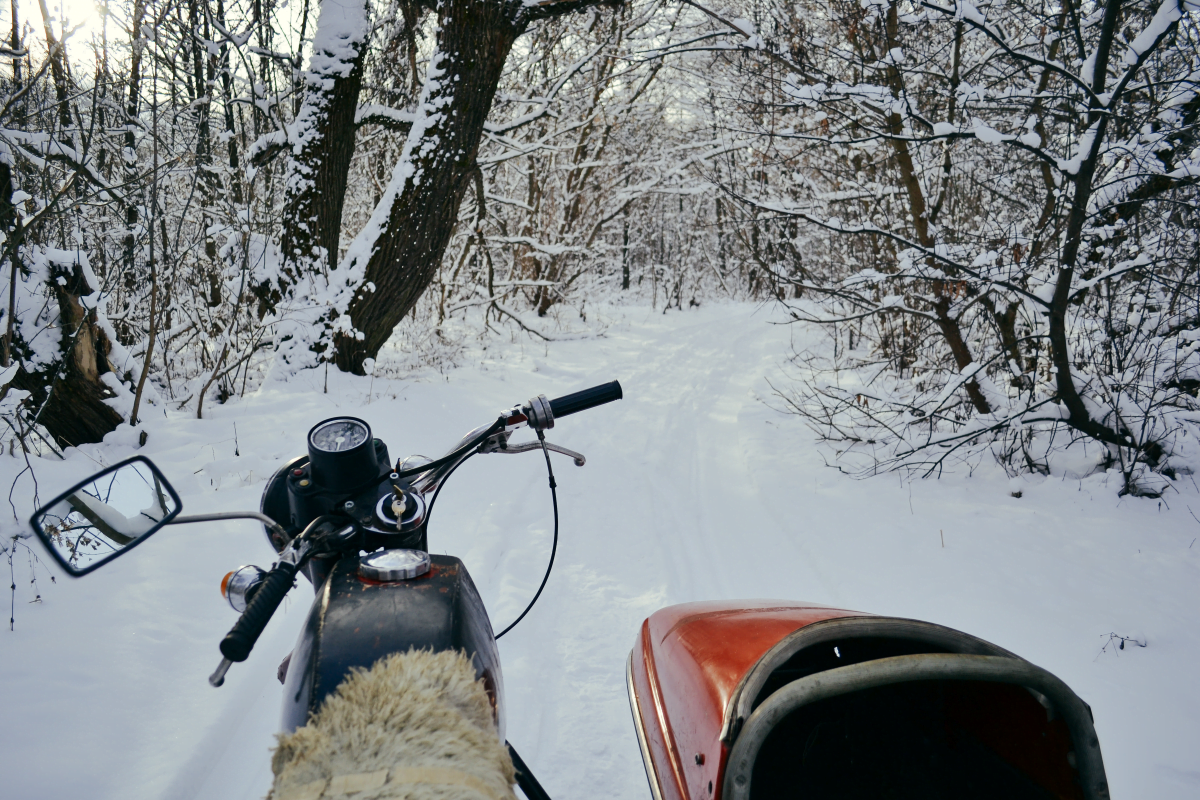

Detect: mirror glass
[31, 457, 181, 575]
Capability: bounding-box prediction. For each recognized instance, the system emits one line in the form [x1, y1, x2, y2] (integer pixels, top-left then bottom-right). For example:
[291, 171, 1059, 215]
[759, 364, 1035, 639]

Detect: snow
[973, 122, 1007, 144]
[1058, 120, 1102, 175]
[354, 104, 417, 127]
[956, 0, 988, 25]
[728, 17, 756, 37]
[2, 303, 1199, 798]
[1124, 0, 1183, 65]
[67, 489, 167, 538]
[305, 0, 371, 81]
[782, 80, 826, 105]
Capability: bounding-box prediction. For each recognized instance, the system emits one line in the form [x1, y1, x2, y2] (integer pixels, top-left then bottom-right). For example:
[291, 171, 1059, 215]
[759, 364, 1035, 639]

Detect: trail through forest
[1, 303, 1198, 798]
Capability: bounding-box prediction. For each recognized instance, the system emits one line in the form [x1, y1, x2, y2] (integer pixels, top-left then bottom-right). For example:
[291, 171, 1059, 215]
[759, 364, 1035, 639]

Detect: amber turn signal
[221, 565, 267, 612]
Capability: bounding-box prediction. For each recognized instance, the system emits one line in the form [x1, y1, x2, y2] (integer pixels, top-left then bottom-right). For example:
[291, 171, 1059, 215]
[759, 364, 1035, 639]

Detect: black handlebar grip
[219, 561, 297, 662]
[548, 380, 623, 419]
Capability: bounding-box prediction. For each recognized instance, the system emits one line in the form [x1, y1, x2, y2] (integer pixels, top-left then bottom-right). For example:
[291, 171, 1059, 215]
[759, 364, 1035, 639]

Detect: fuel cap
[358, 549, 431, 581]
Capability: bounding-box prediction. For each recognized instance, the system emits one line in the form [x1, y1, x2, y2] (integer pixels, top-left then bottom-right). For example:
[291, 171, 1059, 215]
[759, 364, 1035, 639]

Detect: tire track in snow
[488, 305, 836, 798]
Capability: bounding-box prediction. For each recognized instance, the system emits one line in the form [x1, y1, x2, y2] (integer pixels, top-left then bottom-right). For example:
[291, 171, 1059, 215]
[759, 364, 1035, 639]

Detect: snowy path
[2, 303, 1198, 798]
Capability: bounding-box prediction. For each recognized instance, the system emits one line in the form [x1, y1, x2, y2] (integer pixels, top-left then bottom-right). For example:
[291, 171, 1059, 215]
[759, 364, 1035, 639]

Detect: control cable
[495, 428, 558, 640]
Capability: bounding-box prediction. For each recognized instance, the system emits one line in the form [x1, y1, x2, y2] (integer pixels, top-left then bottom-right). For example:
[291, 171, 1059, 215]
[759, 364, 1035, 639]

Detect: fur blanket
[267, 649, 516, 800]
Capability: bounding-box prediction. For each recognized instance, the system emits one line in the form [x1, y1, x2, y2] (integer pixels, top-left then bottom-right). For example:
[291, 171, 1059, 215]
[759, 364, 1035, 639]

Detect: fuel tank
[628, 601, 1109, 800]
[281, 553, 504, 736]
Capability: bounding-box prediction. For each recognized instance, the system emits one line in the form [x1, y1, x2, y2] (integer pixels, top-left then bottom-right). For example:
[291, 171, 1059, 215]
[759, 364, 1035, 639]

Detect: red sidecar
[628, 601, 1109, 800]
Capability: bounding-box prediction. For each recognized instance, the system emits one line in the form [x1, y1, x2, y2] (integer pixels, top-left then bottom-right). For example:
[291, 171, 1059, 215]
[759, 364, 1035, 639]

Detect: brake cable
[334, 410, 559, 640]
[495, 429, 559, 640]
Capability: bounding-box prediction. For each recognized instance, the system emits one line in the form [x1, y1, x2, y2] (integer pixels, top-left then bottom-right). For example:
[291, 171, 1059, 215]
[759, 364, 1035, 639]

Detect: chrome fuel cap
[358, 549, 431, 581]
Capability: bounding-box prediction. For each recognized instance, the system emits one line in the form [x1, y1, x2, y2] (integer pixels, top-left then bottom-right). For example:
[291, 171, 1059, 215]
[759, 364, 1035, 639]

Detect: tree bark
[1046, 0, 1130, 449]
[881, 1, 990, 414]
[330, 0, 618, 373]
[35, 0, 72, 130]
[255, 0, 372, 317]
[262, 0, 616, 369]
[10, 261, 124, 448]
[1, 159, 19, 367]
[0, 171, 122, 447]
[123, 0, 148, 281]
[332, 0, 523, 372]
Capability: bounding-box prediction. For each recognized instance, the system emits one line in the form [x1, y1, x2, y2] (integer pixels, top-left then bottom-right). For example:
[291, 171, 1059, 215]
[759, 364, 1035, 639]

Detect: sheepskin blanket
[267, 649, 516, 800]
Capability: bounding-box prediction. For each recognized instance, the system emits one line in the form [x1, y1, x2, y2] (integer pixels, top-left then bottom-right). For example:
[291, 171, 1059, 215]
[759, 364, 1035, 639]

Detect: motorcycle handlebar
[548, 380, 623, 420]
[218, 384, 622, 666]
[219, 561, 297, 662]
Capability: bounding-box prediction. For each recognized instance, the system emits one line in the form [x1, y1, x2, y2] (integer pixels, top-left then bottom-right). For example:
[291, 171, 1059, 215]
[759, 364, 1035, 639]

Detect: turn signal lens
[221, 565, 267, 612]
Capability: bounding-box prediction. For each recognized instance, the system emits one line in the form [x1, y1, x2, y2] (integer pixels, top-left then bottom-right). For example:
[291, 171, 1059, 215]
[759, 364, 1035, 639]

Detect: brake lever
[495, 440, 586, 467]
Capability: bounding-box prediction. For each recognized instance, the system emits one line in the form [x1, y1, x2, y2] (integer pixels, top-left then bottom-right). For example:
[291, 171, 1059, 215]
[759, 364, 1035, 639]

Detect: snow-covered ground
[2, 302, 1198, 799]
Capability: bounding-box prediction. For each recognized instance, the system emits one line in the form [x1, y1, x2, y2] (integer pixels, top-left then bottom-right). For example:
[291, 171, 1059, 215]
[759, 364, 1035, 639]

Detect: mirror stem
[169, 512, 288, 541]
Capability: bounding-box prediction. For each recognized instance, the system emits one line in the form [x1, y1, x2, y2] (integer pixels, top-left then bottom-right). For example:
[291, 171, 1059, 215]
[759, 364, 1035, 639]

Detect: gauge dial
[309, 418, 370, 453]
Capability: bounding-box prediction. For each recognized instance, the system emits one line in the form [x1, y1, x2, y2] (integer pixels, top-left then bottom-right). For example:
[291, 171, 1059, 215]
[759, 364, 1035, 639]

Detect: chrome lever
[496, 440, 586, 466]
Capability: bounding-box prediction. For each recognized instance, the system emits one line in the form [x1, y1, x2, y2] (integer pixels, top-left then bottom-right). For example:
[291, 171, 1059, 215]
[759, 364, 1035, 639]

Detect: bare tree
[708, 0, 1200, 489]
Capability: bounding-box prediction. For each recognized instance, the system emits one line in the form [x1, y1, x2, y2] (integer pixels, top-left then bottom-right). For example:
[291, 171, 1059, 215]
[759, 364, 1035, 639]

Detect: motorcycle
[28, 379, 1111, 800]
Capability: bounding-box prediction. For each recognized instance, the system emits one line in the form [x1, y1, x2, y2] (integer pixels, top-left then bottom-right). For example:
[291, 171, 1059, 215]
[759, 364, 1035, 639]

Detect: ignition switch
[373, 481, 424, 533]
[390, 483, 407, 520]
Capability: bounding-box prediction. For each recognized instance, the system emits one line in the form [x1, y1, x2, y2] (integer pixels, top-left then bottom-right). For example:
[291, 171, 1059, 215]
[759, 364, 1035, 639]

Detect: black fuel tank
[280, 553, 504, 736]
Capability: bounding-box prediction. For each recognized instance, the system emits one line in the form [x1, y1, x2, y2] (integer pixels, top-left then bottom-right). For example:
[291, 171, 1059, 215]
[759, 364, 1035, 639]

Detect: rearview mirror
[30, 456, 182, 576]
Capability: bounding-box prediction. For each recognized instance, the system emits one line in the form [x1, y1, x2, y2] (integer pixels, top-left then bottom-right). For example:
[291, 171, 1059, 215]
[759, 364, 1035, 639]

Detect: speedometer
[309, 418, 370, 453]
[306, 416, 379, 493]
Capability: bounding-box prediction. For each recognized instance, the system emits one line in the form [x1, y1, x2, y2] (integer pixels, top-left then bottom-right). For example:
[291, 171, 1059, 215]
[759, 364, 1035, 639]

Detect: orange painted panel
[629, 601, 864, 800]
[631, 620, 687, 800]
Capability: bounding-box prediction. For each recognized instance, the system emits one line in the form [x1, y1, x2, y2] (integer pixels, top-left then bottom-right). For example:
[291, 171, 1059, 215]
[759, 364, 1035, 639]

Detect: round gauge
[309, 418, 370, 453]
[305, 416, 379, 493]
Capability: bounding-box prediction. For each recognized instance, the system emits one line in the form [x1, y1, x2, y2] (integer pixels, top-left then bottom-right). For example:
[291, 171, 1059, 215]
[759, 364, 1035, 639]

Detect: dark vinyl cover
[280, 554, 504, 735]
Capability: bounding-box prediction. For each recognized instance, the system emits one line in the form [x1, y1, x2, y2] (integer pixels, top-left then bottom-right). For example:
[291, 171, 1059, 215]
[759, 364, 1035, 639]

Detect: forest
[2, 1, 1199, 794]
[0, 0, 1196, 491]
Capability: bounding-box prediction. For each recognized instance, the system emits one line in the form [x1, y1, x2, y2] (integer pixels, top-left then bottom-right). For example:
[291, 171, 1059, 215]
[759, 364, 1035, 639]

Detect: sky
[12, 0, 106, 44]
[1, 0, 306, 73]
[1, 0, 114, 71]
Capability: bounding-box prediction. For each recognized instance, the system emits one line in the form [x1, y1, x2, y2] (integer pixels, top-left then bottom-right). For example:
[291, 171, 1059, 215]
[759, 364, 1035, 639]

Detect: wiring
[392, 417, 504, 480]
[495, 428, 559, 640]
[343, 417, 507, 506]
[417, 422, 559, 640]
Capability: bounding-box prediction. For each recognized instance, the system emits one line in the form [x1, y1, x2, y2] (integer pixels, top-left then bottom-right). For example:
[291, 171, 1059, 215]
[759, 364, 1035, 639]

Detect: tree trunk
[881, 0, 990, 414]
[1045, 0, 1131, 450]
[255, 0, 371, 317]
[10, 261, 123, 448]
[35, 0, 72, 130]
[1, 159, 19, 367]
[326, 0, 618, 373]
[123, 0, 148, 281]
[262, 0, 616, 370]
[332, 0, 522, 372]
